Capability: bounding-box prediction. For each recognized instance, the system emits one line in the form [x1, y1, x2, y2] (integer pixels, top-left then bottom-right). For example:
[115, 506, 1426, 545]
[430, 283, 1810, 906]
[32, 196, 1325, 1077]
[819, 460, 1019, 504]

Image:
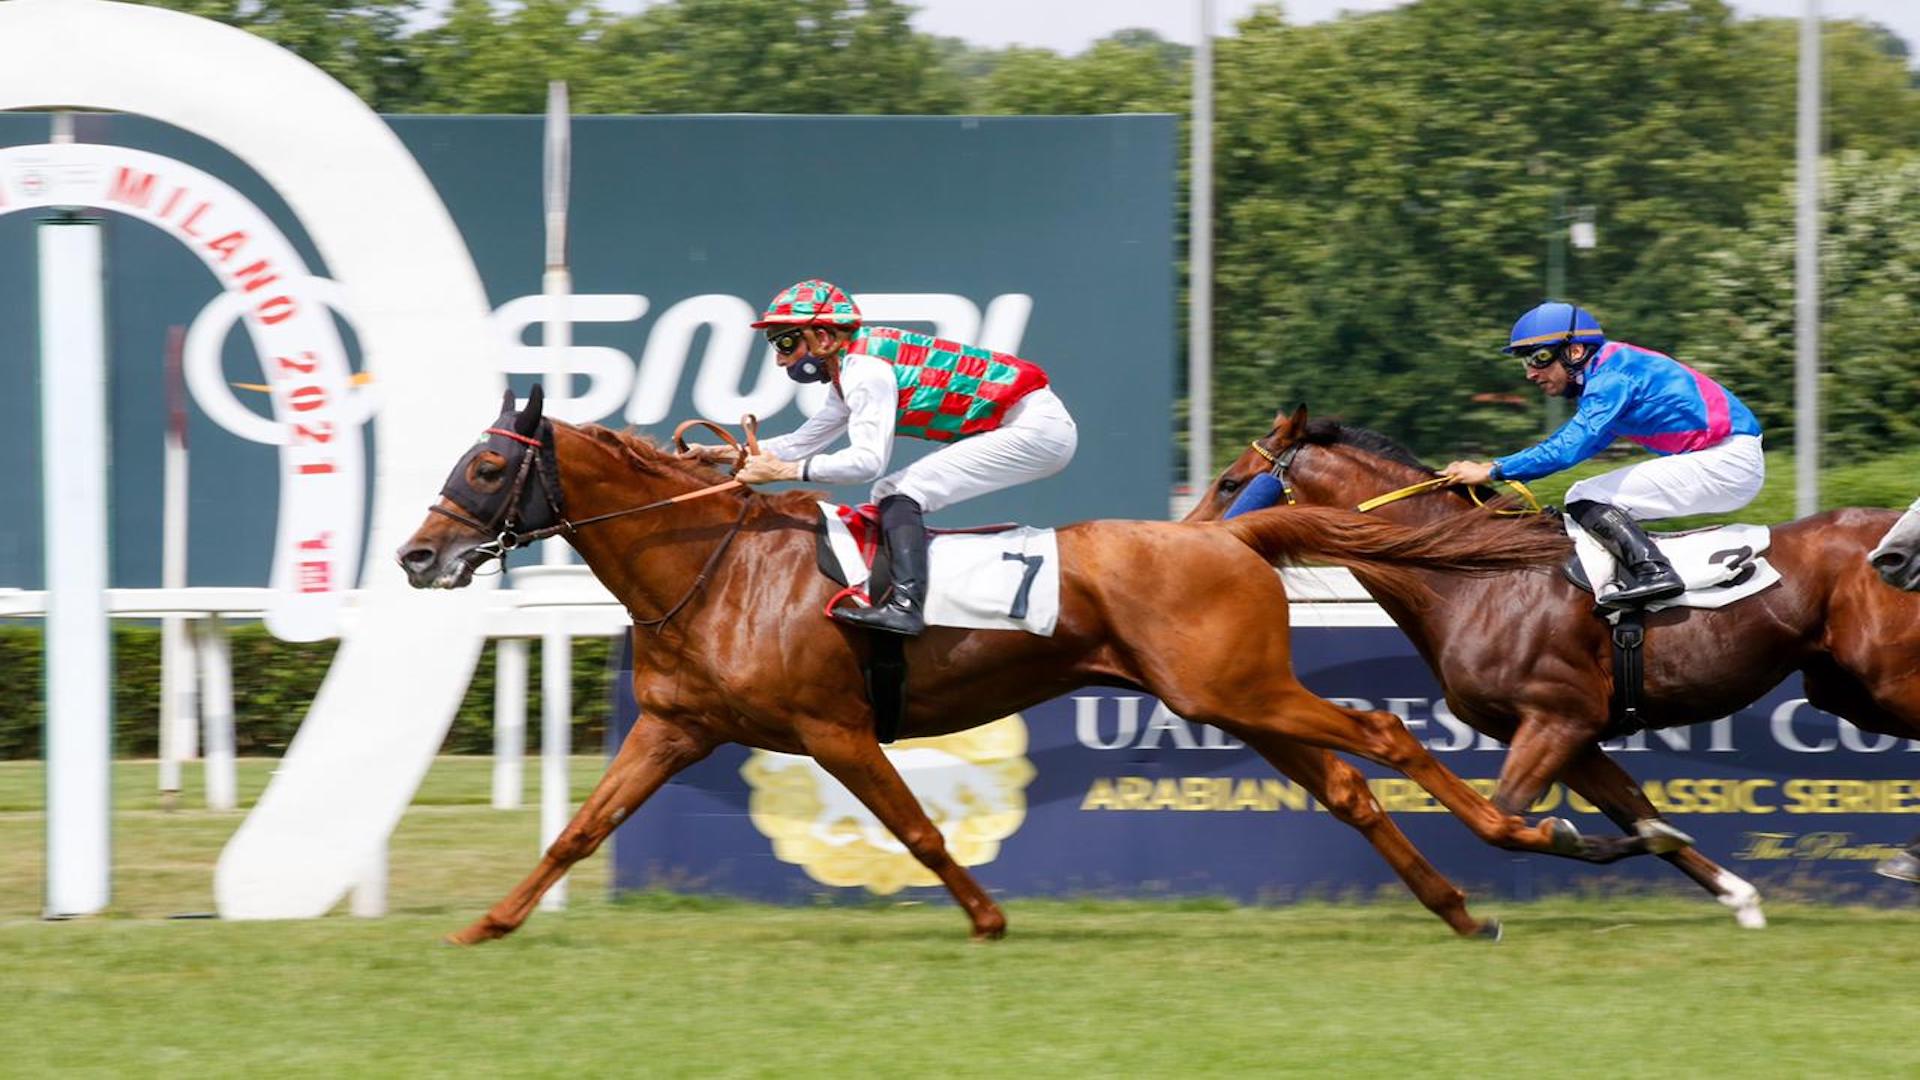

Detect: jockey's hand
[677, 443, 735, 465]
[1439, 460, 1496, 487]
[735, 452, 801, 486]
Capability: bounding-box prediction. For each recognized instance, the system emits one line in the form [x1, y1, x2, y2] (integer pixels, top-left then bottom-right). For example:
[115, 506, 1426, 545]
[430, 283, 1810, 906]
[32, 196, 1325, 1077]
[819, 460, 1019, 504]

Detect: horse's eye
[474, 460, 503, 482]
[1219, 477, 1242, 495]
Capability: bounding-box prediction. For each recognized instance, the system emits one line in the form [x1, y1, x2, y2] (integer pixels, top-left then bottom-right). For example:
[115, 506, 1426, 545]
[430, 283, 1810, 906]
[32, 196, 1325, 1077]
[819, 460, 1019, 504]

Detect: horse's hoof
[1713, 872, 1765, 928]
[1545, 817, 1584, 855]
[1635, 819, 1695, 854]
[1875, 851, 1920, 884]
[1471, 917, 1504, 943]
[444, 920, 504, 946]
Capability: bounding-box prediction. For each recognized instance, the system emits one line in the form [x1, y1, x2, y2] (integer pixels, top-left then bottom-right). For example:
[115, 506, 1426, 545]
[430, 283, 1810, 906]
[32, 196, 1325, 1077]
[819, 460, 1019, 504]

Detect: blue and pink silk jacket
[1492, 341, 1762, 482]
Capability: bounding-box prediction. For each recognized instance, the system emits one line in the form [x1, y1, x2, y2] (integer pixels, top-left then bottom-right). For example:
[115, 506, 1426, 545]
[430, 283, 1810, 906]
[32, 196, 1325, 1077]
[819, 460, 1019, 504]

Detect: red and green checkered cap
[750, 279, 863, 329]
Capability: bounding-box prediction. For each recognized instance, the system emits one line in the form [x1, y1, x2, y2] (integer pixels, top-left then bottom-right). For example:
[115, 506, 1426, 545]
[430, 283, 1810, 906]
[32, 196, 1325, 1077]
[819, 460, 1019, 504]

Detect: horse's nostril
[1871, 550, 1907, 572]
[398, 547, 436, 571]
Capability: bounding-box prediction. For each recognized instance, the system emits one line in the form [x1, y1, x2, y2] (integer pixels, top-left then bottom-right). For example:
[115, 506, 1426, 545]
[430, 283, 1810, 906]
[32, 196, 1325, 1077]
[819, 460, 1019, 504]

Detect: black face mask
[785, 356, 830, 383]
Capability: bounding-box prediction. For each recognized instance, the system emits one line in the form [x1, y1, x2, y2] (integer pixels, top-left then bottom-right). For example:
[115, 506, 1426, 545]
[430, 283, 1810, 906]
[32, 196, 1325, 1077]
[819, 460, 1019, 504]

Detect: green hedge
[0, 624, 617, 760]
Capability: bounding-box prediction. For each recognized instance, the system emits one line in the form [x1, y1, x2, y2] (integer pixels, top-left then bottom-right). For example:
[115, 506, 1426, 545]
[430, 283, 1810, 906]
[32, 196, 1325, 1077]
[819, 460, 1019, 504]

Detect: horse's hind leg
[797, 720, 1007, 940]
[1243, 733, 1499, 940]
[1559, 748, 1765, 929]
[448, 715, 716, 946]
[1189, 684, 1617, 861]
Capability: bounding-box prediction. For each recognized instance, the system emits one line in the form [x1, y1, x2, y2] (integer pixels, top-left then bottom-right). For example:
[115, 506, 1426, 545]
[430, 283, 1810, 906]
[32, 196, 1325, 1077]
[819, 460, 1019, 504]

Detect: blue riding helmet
[1503, 302, 1605, 354]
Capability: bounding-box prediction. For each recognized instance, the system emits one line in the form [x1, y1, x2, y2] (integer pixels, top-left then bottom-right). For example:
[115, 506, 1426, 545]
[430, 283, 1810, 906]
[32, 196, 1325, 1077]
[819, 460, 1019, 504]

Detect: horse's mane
[573, 423, 825, 518]
[1299, 419, 1437, 474]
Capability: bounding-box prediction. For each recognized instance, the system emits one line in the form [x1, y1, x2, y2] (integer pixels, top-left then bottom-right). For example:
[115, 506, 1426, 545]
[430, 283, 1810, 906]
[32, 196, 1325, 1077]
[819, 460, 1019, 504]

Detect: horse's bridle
[428, 411, 763, 631]
[1246, 438, 1303, 506]
[428, 423, 571, 561]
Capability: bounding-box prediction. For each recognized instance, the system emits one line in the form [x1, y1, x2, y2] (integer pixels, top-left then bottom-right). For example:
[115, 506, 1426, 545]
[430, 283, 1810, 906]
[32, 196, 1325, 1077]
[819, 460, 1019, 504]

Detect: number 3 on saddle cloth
[813, 502, 1062, 637]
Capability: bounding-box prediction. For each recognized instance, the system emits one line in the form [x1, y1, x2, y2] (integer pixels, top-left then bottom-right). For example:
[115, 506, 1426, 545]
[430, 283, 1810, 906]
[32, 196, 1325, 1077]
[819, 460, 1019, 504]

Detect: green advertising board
[0, 112, 1174, 589]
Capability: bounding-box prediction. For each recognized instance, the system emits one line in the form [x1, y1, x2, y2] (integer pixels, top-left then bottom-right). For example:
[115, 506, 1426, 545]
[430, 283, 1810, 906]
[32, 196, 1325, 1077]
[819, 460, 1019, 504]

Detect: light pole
[1543, 198, 1596, 431]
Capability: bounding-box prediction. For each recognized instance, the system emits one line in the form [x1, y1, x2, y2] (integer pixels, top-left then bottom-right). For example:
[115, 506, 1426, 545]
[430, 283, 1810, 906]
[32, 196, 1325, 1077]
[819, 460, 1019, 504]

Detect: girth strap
[1605, 609, 1648, 738]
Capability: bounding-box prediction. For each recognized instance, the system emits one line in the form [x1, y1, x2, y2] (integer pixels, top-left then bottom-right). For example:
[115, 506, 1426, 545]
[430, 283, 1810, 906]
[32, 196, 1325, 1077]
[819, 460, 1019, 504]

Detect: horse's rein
[496, 415, 764, 540]
[1355, 475, 1542, 516]
[551, 415, 763, 532]
[1250, 437, 1541, 516]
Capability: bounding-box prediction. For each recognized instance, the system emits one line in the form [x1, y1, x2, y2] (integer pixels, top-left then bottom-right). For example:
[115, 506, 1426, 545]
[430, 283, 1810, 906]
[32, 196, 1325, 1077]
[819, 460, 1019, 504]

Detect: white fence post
[492, 637, 527, 809]
[195, 614, 237, 811]
[41, 210, 112, 919]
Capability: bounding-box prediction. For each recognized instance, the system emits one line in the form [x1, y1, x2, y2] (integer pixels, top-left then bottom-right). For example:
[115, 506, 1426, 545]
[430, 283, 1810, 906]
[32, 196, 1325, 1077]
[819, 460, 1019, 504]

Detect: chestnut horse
[1189, 405, 1920, 919]
[398, 388, 1647, 944]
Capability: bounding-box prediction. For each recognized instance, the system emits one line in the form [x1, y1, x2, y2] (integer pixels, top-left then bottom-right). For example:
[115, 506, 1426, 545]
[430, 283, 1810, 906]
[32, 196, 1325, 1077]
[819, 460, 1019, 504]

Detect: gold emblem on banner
[742, 715, 1035, 894]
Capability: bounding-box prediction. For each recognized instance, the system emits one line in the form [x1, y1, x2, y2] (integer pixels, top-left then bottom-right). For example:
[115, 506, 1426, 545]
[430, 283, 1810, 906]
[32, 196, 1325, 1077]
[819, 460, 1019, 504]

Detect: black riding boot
[1568, 499, 1685, 608]
[834, 494, 928, 636]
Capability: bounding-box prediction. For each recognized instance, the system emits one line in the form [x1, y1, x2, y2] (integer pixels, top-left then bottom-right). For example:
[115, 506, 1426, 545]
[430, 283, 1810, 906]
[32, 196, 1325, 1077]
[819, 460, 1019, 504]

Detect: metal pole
[1187, 0, 1213, 510]
[159, 325, 196, 804]
[1546, 190, 1567, 432]
[1794, 0, 1822, 517]
[539, 80, 574, 910]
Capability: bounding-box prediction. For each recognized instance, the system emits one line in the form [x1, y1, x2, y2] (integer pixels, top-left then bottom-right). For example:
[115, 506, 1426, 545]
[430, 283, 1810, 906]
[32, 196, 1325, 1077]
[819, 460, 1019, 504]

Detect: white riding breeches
[870, 388, 1079, 514]
[1564, 434, 1766, 521]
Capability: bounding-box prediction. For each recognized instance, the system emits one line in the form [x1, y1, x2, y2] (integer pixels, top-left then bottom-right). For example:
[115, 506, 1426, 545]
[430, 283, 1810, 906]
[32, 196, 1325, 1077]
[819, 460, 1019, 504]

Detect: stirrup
[1601, 569, 1684, 608]
[832, 596, 925, 636]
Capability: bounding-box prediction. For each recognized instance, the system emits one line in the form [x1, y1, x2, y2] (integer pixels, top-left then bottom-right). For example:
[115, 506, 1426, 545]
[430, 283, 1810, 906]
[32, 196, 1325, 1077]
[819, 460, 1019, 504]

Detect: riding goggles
[768, 328, 806, 356]
[1519, 345, 1562, 370]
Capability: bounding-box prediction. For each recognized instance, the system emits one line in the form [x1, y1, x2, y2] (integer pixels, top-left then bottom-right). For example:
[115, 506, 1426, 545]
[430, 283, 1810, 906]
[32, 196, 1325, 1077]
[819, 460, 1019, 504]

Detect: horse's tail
[1221, 505, 1570, 587]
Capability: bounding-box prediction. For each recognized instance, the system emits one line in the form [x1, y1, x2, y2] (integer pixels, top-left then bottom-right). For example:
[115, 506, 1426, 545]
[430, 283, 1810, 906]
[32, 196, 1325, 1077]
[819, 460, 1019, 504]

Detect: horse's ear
[1285, 404, 1309, 433]
[500, 387, 516, 417]
[516, 383, 545, 436]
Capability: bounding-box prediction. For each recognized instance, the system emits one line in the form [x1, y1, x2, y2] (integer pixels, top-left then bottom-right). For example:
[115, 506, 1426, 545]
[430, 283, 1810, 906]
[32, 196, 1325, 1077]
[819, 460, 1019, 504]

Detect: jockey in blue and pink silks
[1441, 301, 1765, 608]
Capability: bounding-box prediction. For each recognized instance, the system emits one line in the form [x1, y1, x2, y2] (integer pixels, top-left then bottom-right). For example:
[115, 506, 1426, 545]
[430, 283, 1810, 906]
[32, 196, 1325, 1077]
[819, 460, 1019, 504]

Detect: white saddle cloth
[1567, 519, 1780, 611]
[819, 502, 1061, 636]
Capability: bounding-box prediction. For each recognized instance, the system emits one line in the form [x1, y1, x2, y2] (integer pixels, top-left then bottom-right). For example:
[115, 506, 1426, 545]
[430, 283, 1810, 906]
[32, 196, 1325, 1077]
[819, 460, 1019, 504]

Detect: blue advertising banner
[609, 626, 1920, 904]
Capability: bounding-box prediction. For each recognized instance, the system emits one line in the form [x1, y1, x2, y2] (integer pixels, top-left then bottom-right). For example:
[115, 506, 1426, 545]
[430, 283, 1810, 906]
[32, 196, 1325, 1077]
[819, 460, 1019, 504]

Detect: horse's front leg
[449, 714, 716, 946]
[1559, 748, 1762, 927]
[798, 720, 1007, 940]
[1239, 731, 1498, 940]
[1480, 709, 1679, 864]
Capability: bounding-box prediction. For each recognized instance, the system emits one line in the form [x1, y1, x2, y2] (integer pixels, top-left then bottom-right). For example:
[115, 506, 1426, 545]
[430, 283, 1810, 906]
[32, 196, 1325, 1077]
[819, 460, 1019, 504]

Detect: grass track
[6, 759, 1918, 1076]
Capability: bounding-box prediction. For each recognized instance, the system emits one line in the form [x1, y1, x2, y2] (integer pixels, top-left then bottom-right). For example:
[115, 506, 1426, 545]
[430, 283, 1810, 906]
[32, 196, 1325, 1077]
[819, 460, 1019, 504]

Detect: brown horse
[1188, 405, 1920, 919]
[397, 387, 1650, 944]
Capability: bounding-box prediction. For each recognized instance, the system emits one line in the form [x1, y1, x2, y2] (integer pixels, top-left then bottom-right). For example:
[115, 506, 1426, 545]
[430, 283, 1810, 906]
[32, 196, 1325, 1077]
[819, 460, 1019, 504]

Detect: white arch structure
[1, 0, 503, 918]
[0, 142, 363, 641]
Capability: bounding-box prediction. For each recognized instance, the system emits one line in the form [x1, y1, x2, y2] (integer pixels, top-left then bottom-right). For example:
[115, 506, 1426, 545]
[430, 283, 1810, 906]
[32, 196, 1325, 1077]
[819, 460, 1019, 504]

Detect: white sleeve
[784, 355, 897, 485]
[758, 391, 849, 463]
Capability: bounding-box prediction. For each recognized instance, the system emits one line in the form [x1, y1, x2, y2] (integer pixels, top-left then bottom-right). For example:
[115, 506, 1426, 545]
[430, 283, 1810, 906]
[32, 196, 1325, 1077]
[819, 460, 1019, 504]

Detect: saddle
[1560, 520, 1780, 737]
[812, 502, 1061, 742]
[1561, 520, 1779, 612]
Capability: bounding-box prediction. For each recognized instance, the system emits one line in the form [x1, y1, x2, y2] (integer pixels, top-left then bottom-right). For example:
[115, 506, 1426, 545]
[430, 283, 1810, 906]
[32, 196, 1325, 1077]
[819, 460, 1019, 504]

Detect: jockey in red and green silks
[684, 279, 1078, 636]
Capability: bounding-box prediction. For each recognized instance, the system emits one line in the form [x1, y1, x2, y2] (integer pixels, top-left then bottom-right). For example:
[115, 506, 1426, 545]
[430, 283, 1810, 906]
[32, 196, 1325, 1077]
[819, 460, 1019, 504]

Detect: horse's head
[1184, 405, 1317, 522]
[1184, 405, 1488, 524]
[397, 385, 566, 589]
[1869, 505, 1920, 592]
